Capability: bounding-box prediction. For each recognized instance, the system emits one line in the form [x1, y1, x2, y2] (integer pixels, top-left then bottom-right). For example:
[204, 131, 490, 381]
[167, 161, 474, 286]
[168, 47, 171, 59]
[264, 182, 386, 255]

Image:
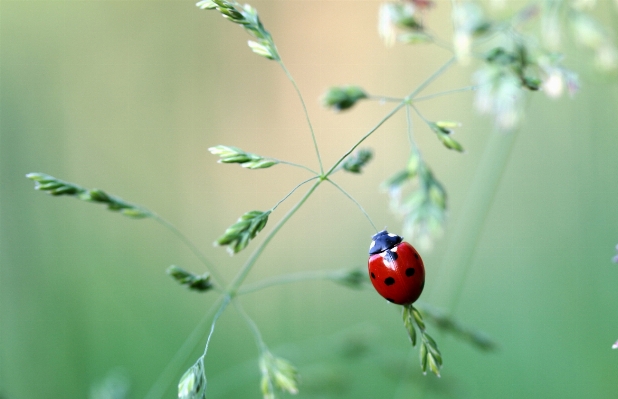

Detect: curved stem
[414, 85, 477, 102]
[201, 295, 232, 357]
[410, 104, 432, 126]
[326, 178, 378, 232]
[273, 159, 319, 175]
[327, 57, 456, 176]
[225, 179, 323, 297]
[405, 104, 416, 148]
[143, 298, 224, 399]
[409, 57, 457, 100]
[424, 28, 455, 53]
[368, 95, 406, 103]
[326, 102, 407, 176]
[151, 213, 224, 286]
[234, 300, 268, 352]
[271, 176, 320, 212]
[278, 61, 324, 175]
[237, 269, 345, 295]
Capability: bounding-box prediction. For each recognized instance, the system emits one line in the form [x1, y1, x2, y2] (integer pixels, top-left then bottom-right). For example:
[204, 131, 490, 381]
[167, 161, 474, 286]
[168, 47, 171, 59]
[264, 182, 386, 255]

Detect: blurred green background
[2, 1, 618, 398]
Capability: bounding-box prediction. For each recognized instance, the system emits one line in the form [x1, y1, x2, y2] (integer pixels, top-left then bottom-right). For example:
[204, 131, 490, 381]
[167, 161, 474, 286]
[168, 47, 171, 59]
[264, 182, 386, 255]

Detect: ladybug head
[369, 230, 403, 255]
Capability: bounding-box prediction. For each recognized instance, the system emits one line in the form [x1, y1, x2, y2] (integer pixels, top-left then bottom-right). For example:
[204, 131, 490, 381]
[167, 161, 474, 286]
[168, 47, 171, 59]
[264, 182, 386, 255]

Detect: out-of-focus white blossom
[474, 66, 523, 131]
[538, 62, 580, 99]
[379, 3, 399, 47]
[379, 2, 427, 47]
[536, 52, 580, 99]
[542, 70, 564, 98]
[452, 2, 489, 64]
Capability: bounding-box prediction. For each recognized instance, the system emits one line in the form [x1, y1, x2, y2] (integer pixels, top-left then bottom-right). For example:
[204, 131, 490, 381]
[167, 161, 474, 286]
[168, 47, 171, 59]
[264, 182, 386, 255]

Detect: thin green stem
[410, 104, 432, 126]
[273, 159, 319, 175]
[430, 36, 456, 53]
[143, 298, 224, 399]
[326, 102, 407, 176]
[413, 85, 478, 102]
[151, 213, 224, 286]
[234, 300, 268, 352]
[225, 179, 322, 297]
[368, 95, 406, 103]
[278, 61, 324, 175]
[237, 269, 346, 296]
[409, 57, 457, 100]
[146, 178, 322, 399]
[424, 28, 455, 53]
[326, 178, 378, 232]
[271, 176, 320, 212]
[201, 295, 232, 357]
[405, 104, 416, 148]
[326, 57, 456, 176]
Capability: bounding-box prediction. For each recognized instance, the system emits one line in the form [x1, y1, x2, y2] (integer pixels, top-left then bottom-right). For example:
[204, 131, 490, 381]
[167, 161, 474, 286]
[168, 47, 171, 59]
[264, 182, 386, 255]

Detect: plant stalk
[225, 179, 323, 297]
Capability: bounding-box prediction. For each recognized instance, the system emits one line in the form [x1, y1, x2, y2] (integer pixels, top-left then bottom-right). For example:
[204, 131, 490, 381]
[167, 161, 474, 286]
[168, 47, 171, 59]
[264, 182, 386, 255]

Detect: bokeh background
[2, 1, 618, 398]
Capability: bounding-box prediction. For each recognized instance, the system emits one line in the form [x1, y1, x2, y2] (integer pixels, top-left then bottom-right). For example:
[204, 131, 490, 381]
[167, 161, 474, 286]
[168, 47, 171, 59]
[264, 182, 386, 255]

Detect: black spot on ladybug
[405, 268, 415, 277]
[371, 272, 375, 279]
[385, 298, 395, 303]
[414, 253, 419, 259]
[384, 277, 395, 286]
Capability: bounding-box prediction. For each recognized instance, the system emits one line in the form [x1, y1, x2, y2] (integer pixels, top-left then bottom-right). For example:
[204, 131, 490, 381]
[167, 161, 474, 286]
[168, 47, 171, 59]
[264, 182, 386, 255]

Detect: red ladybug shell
[368, 241, 425, 305]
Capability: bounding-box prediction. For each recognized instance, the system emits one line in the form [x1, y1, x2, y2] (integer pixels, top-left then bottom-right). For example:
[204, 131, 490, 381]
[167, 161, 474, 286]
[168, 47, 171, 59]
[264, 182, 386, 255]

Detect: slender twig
[326, 57, 456, 177]
[234, 300, 268, 352]
[409, 57, 457, 100]
[278, 61, 324, 175]
[201, 295, 232, 357]
[326, 178, 378, 232]
[238, 269, 346, 295]
[424, 28, 455, 53]
[143, 298, 224, 399]
[151, 213, 224, 286]
[368, 95, 406, 103]
[273, 159, 320, 175]
[157, 54, 458, 399]
[413, 85, 478, 102]
[410, 103, 432, 126]
[405, 104, 416, 148]
[271, 176, 320, 212]
[225, 179, 323, 297]
[326, 102, 407, 176]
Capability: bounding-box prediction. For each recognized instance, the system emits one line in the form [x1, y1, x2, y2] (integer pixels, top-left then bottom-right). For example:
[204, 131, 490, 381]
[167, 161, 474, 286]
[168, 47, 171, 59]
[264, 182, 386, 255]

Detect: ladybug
[368, 230, 425, 305]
